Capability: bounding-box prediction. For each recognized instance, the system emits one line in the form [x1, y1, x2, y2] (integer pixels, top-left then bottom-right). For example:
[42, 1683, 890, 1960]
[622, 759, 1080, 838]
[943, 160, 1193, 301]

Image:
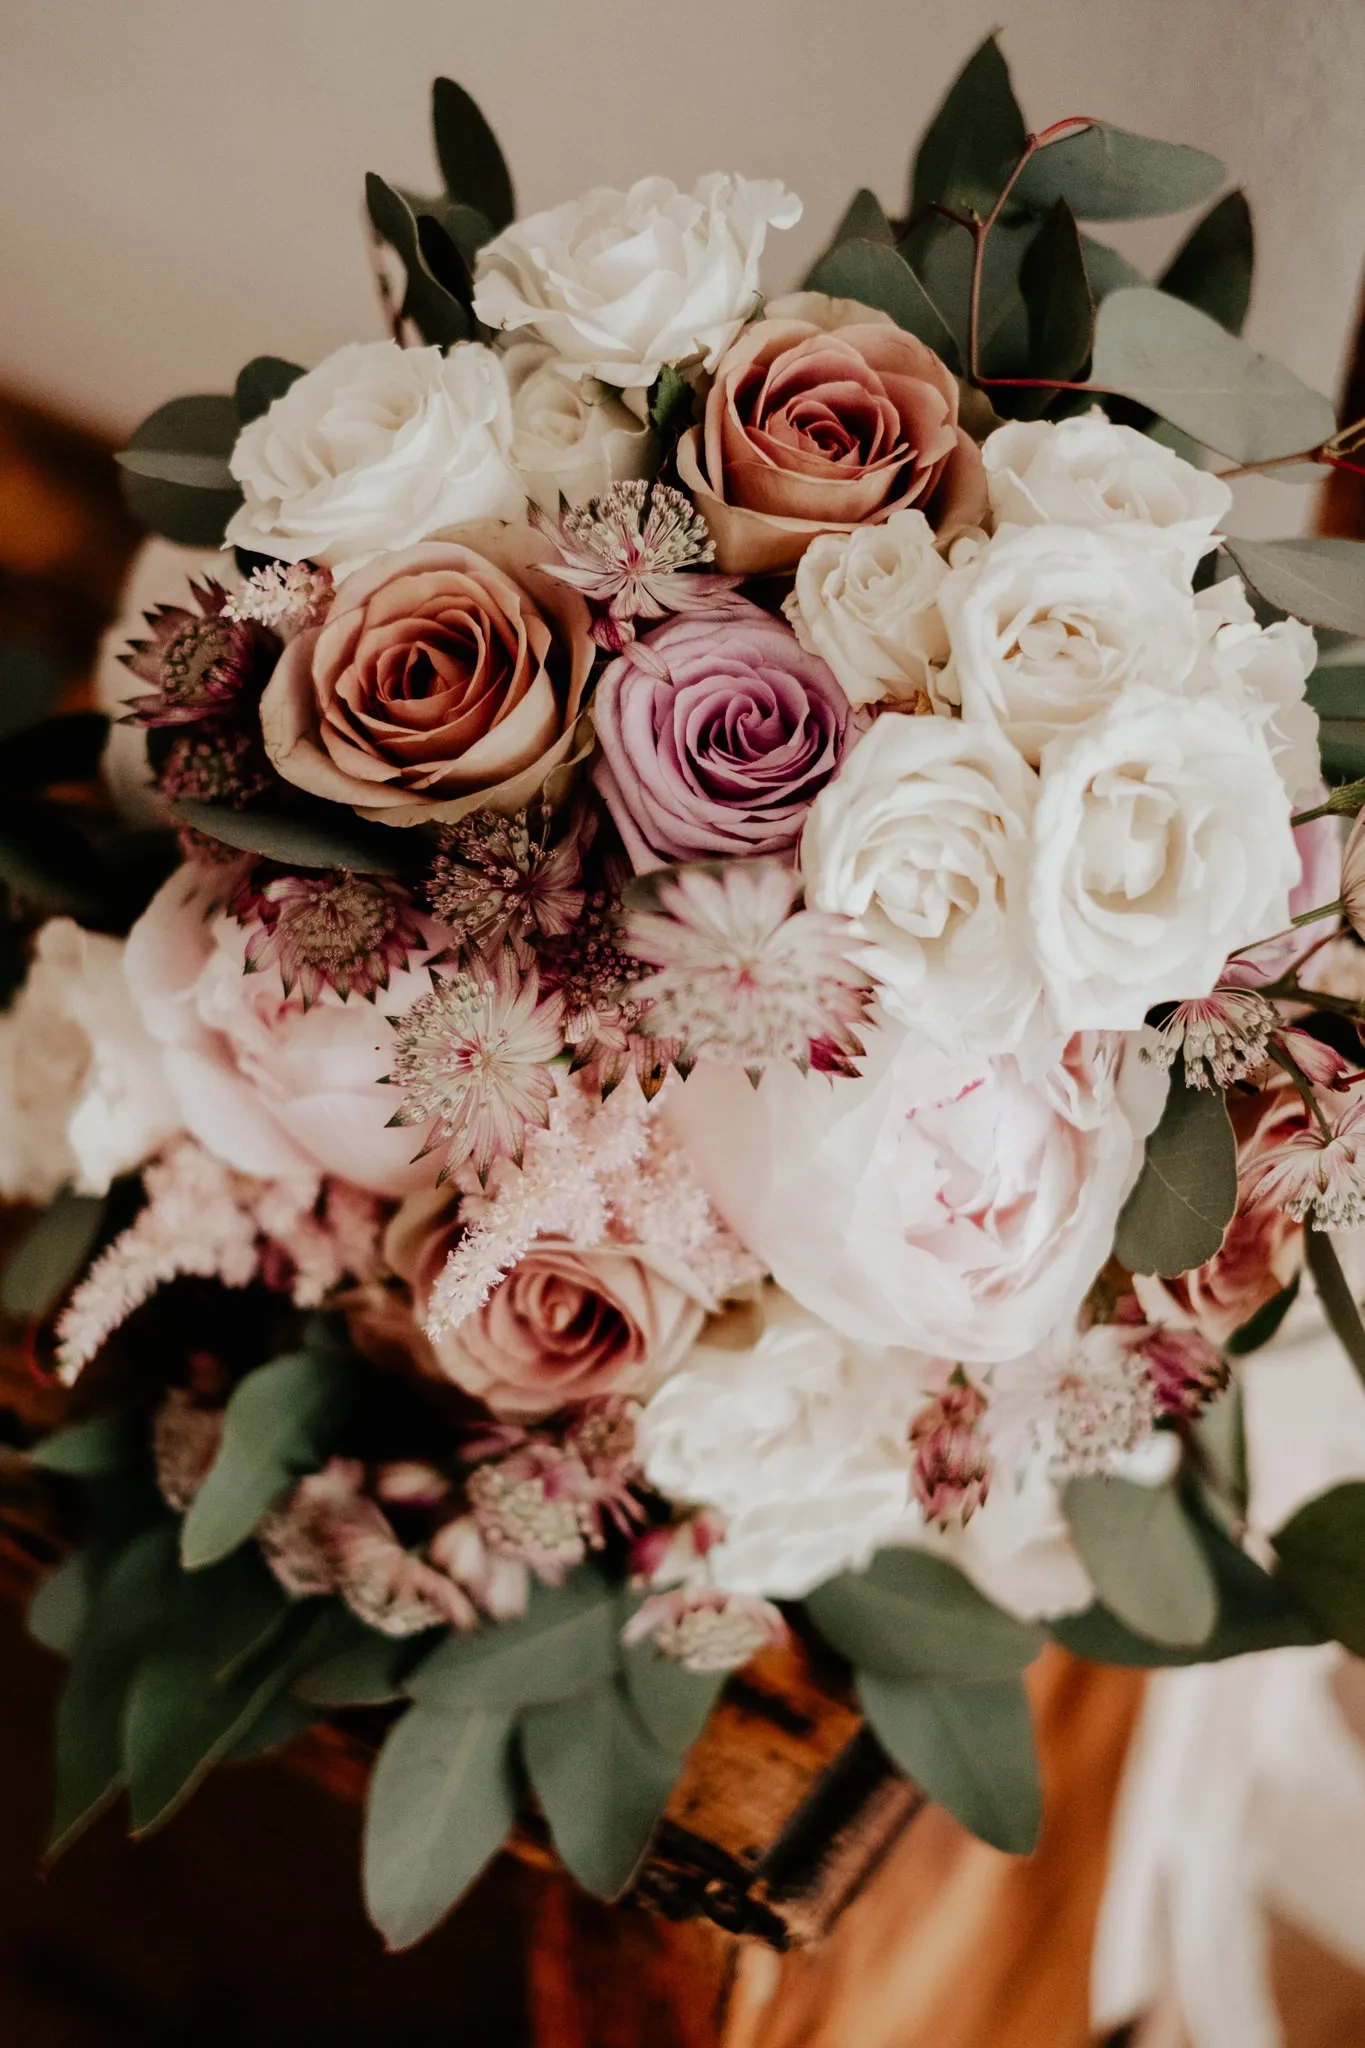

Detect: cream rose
[937, 524, 1203, 764]
[800, 713, 1045, 1055]
[1031, 689, 1299, 1031]
[503, 341, 654, 513]
[225, 341, 524, 578]
[781, 509, 950, 707]
[473, 174, 802, 392]
[666, 1021, 1164, 1365]
[982, 411, 1232, 573]
[0, 920, 176, 1202]
[1192, 576, 1320, 800]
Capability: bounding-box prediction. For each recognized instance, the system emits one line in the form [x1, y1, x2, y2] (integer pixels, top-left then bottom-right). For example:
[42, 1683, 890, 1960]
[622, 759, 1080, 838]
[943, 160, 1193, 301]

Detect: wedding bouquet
[9, 36, 1365, 1947]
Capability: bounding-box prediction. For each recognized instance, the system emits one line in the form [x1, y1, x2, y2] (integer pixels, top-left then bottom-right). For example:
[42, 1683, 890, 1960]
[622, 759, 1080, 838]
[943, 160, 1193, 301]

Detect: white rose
[638, 1291, 932, 1599]
[472, 173, 802, 393]
[780, 510, 950, 707]
[800, 712, 1045, 1056]
[0, 920, 177, 1202]
[225, 340, 524, 578]
[938, 523, 1203, 764]
[665, 1020, 1164, 1365]
[503, 341, 654, 513]
[1192, 576, 1320, 800]
[1032, 688, 1300, 1030]
[983, 410, 1231, 574]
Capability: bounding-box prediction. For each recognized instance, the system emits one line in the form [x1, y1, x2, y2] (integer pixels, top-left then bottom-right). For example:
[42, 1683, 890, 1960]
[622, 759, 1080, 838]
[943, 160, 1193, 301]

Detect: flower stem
[1269, 1039, 1334, 1139]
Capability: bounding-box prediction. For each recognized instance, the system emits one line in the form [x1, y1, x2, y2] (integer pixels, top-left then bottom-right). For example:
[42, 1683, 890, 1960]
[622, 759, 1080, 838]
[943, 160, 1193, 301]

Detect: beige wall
[3, 0, 1362, 456]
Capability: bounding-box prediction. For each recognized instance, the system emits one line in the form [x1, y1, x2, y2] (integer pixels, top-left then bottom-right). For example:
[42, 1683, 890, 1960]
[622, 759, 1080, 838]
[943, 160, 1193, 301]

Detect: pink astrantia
[1149, 989, 1275, 1090]
[385, 955, 565, 1183]
[120, 577, 276, 727]
[233, 868, 426, 1007]
[908, 1374, 994, 1528]
[621, 860, 872, 1078]
[532, 480, 739, 652]
[620, 1586, 787, 1673]
[424, 809, 585, 966]
[1243, 1095, 1365, 1228]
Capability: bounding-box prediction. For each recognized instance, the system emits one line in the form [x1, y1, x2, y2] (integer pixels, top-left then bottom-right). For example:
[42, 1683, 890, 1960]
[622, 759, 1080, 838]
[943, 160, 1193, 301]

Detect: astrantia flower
[989, 1322, 1159, 1479]
[120, 578, 276, 727]
[909, 1375, 994, 1528]
[1148, 989, 1275, 1090]
[465, 1445, 592, 1585]
[223, 560, 335, 640]
[424, 808, 584, 965]
[385, 956, 564, 1182]
[533, 481, 739, 651]
[621, 1586, 787, 1674]
[1243, 1096, 1365, 1227]
[621, 860, 872, 1077]
[539, 887, 684, 1098]
[157, 729, 274, 808]
[233, 868, 426, 1007]
[1112, 1301, 1229, 1420]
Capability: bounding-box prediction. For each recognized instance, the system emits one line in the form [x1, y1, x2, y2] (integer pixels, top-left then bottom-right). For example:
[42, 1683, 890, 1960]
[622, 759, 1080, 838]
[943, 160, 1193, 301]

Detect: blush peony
[666, 1020, 1165, 1364]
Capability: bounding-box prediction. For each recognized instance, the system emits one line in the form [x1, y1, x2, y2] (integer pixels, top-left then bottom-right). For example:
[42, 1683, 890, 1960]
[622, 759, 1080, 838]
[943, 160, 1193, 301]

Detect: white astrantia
[780, 509, 950, 708]
[472, 173, 802, 393]
[0, 920, 177, 1203]
[637, 1290, 933, 1599]
[982, 411, 1232, 574]
[1191, 575, 1320, 801]
[1031, 687, 1300, 1032]
[936, 522, 1203, 765]
[800, 711, 1046, 1056]
[226, 340, 525, 578]
[502, 340, 654, 515]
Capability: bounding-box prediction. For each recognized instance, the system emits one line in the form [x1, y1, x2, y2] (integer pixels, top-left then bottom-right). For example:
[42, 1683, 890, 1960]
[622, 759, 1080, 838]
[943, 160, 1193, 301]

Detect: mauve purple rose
[591, 598, 847, 870]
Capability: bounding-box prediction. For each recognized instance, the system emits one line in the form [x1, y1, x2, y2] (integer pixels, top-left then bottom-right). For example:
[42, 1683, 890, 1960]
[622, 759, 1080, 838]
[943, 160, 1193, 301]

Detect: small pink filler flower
[534, 480, 739, 652]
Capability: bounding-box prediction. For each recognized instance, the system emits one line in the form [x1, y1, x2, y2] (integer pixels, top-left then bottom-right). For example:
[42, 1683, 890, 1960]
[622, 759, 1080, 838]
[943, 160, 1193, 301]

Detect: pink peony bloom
[666, 1019, 1164, 1364]
[591, 598, 847, 871]
[125, 866, 449, 1196]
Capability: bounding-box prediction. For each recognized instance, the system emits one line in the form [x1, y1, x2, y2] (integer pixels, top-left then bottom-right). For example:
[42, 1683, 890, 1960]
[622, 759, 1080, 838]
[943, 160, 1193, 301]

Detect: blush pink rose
[388, 1187, 708, 1419]
[591, 598, 848, 870]
[676, 292, 987, 575]
[260, 523, 594, 826]
[1224, 797, 1341, 989]
[124, 867, 444, 1197]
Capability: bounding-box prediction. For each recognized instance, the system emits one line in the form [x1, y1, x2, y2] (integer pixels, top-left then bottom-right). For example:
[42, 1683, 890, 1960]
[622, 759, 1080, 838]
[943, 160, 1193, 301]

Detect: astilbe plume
[620, 860, 873, 1079]
[120, 578, 277, 728]
[384, 953, 566, 1184]
[232, 866, 426, 1006]
[223, 561, 334, 640]
[422, 1066, 762, 1342]
[532, 481, 740, 652]
[54, 1139, 385, 1382]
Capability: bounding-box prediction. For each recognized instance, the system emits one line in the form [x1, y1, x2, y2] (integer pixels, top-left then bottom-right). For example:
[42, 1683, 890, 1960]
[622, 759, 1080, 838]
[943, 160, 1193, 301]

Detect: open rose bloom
[16, 49, 1365, 1940]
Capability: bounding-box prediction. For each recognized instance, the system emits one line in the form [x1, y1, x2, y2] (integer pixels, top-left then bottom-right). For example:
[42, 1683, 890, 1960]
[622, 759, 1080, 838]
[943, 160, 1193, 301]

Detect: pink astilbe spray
[54, 1139, 386, 1383]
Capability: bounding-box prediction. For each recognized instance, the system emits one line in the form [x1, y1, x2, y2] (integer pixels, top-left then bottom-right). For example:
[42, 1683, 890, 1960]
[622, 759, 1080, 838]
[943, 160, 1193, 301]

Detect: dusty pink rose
[1135, 1080, 1307, 1345]
[1225, 797, 1341, 988]
[591, 598, 847, 870]
[260, 523, 594, 825]
[125, 866, 446, 1197]
[387, 1187, 709, 1420]
[676, 292, 987, 575]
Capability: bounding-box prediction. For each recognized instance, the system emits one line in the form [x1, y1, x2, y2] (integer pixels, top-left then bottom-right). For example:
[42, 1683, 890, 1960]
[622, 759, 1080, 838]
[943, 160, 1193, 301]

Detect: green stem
[1268, 1039, 1333, 1139]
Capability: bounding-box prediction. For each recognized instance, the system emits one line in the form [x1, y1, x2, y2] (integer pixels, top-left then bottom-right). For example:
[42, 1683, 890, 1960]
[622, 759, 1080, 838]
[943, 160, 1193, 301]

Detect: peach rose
[1135, 1081, 1307, 1346]
[676, 292, 987, 575]
[259, 523, 594, 826]
[388, 1188, 708, 1419]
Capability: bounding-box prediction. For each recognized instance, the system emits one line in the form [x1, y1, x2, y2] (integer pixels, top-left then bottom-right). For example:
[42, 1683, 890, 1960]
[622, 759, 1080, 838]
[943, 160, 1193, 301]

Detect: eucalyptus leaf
[171, 798, 407, 875]
[363, 1700, 518, 1949]
[1272, 1482, 1365, 1654]
[1092, 289, 1336, 463]
[805, 1547, 1045, 1682]
[27, 1550, 90, 1657]
[1015, 198, 1092, 410]
[1223, 539, 1365, 636]
[1304, 1229, 1365, 1389]
[803, 240, 958, 367]
[29, 1408, 138, 1479]
[431, 77, 515, 232]
[365, 173, 473, 347]
[858, 1670, 1041, 1855]
[408, 1569, 618, 1710]
[828, 187, 895, 251]
[903, 213, 1035, 377]
[2, 1190, 107, 1321]
[908, 35, 1027, 219]
[1080, 236, 1147, 303]
[234, 356, 305, 425]
[296, 1616, 431, 1706]
[0, 710, 109, 788]
[0, 640, 63, 739]
[1011, 124, 1225, 222]
[227, 1691, 318, 1760]
[181, 1348, 356, 1568]
[621, 1631, 726, 1755]
[1225, 1276, 1301, 1356]
[1158, 190, 1253, 336]
[1113, 1071, 1236, 1277]
[1063, 1477, 1218, 1647]
[1307, 666, 1365, 719]
[118, 394, 243, 547]
[522, 1677, 681, 1899]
